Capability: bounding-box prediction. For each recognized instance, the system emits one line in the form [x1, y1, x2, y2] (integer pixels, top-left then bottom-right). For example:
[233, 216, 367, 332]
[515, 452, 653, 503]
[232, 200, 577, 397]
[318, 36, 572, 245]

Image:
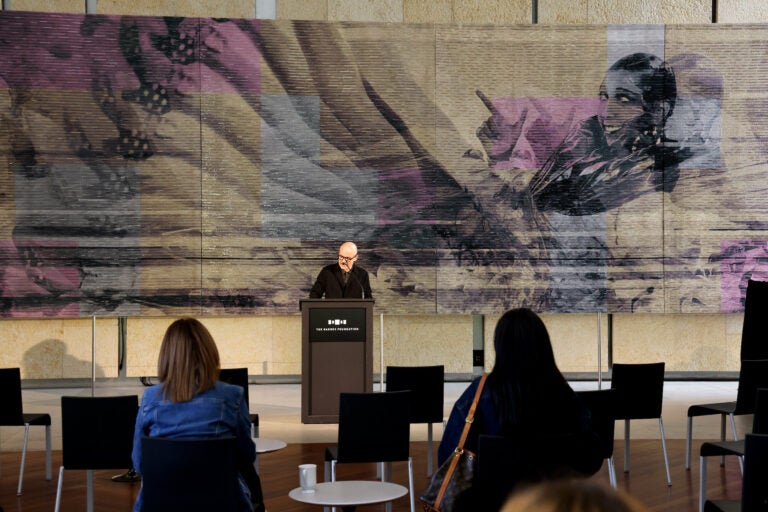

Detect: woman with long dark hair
[438, 308, 602, 503]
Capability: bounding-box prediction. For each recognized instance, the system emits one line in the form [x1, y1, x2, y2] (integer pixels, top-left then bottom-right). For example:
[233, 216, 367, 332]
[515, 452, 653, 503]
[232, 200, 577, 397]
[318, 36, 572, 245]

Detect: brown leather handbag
[420, 374, 488, 512]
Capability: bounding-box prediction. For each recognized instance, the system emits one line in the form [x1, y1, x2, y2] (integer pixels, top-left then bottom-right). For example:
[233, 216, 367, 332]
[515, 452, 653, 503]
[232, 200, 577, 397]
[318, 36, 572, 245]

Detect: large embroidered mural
[0, 12, 764, 317]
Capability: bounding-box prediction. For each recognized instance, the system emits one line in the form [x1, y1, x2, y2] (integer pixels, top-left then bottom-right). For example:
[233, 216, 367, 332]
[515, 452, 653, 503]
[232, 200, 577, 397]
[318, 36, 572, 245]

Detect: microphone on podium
[346, 268, 366, 299]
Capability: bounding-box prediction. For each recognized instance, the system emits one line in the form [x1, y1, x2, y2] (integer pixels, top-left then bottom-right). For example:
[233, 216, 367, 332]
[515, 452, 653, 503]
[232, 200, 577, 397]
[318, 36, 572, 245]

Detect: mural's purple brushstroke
[718, 241, 768, 313]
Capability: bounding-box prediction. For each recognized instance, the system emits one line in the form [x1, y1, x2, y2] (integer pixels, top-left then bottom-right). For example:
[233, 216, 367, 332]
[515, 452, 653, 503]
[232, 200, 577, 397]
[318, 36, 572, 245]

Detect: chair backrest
[219, 367, 250, 405]
[734, 360, 768, 414]
[139, 436, 240, 512]
[0, 367, 24, 425]
[385, 365, 444, 424]
[752, 388, 768, 434]
[337, 391, 410, 464]
[740, 279, 768, 362]
[575, 389, 616, 459]
[741, 433, 768, 512]
[477, 433, 588, 512]
[60, 395, 138, 470]
[610, 362, 665, 420]
[477, 435, 526, 511]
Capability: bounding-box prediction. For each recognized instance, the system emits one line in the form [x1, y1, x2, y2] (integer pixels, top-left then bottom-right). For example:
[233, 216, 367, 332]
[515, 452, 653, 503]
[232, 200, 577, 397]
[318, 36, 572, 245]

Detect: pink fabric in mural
[0, 12, 96, 90]
[719, 240, 768, 313]
[0, 240, 81, 317]
[198, 19, 261, 95]
[485, 97, 604, 170]
[0, 12, 260, 95]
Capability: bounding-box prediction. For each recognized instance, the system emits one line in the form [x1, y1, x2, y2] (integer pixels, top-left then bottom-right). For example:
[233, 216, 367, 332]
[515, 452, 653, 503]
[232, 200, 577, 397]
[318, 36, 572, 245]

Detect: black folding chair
[54, 395, 138, 512]
[576, 389, 617, 488]
[0, 367, 51, 496]
[686, 359, 768, 469]
[386, 365, 444, 475]
[704, 433, 768, 512]
[140, 437, 241, 512]
[698, 388, 768, 512]
[610, 362, 671, 486]
[219, 367, 260, 437]
[325, 391, 414, 512]
[477, 431, 595, 512]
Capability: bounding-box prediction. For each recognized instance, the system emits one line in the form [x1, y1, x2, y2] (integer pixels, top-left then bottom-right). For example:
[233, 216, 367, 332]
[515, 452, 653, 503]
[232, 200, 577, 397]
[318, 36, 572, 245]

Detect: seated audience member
[501, 479, 650, 512]
[438, 308, 603, 509]
[131, 318, 265, 512]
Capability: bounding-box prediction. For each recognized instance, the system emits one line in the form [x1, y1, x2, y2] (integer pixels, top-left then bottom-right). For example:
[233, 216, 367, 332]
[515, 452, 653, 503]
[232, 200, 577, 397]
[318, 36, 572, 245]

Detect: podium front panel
[309, 341, 366, 416]
[300, 299, 374, 423]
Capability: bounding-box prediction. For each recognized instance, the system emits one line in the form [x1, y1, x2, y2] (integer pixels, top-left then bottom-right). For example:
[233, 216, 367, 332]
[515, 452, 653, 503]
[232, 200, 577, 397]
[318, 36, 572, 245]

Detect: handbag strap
[433, 374, 488, 510]
[456, 373, 488, 451]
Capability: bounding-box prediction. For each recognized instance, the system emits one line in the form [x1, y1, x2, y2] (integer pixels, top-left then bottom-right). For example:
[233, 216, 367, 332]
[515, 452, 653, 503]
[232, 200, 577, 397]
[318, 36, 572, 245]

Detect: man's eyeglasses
[338, 254, 357, 263]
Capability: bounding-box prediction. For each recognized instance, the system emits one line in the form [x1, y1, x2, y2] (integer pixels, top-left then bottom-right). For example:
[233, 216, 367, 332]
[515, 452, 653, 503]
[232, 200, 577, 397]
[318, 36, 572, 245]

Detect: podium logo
[328, 319, 347, 325]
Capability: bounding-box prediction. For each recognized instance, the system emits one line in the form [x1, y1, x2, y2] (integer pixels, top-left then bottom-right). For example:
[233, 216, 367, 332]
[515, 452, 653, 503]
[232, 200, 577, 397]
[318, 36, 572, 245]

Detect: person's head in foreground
[501, 479, 650, 512]
[157, 317, 220, 402]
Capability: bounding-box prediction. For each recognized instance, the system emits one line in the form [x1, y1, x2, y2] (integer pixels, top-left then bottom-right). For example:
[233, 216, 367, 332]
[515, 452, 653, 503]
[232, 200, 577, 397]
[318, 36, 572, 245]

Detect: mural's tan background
[1, 0, 760, 379]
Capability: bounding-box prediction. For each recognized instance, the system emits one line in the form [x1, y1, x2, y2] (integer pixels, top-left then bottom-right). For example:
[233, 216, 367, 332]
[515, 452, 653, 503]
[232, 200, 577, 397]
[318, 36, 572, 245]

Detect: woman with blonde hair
[131, 318, 264, 512]
[501, 479, 650, 512]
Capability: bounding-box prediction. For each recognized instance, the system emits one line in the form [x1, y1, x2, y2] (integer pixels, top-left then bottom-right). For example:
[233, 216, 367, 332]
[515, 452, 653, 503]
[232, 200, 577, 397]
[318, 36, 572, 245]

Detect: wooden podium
[300, 299, 374, 423]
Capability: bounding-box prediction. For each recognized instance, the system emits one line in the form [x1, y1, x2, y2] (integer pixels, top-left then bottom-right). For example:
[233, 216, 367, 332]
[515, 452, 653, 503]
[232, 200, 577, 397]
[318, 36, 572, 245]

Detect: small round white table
[253, 438, 287, 472]
[289, 481, 408, 511]
[255, 437, 286, 453]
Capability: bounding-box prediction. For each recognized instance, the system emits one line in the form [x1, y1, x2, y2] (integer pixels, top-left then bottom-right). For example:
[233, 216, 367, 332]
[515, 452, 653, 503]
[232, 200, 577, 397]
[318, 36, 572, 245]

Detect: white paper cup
[299, 463, 317, 493]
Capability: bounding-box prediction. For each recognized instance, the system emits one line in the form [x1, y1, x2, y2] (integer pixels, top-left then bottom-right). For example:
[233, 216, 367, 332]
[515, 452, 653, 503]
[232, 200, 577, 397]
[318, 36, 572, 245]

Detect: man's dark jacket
[309, 263, 372, 299]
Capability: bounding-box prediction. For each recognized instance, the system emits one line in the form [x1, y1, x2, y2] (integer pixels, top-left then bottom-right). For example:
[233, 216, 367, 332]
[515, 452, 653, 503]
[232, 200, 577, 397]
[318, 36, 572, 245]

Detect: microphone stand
[345, 266, 380, 390]
[346, 267, 368, 299]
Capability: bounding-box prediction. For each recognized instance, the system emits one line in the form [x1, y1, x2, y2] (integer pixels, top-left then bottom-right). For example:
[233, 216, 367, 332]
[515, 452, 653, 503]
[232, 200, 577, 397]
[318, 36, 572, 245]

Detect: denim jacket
[131, 381, 256, 512]
[437, 376, 500, 466]
[437, 375, 603, 480]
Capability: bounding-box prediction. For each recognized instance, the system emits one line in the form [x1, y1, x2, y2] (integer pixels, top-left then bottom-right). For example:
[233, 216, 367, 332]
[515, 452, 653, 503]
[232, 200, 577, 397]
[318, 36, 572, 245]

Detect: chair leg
[624, 419, 630, 473]
[607, 456, 617, 489]
[17, 423, 30, 496]
[385, 462, 393, 512]
[427, 423, 434, 476]
[730, 412, 741, 473]
[17, 423, 52, 495]
[729, 413, 738, 441]
[323, 461, 332, 512]
[408, 457, 415, 512]
[87, 469, 94, 512]
[45, 424, 52, 480]
[330, 461, 337, 512]
[54, 466, 65, 512]
[686, 416, 693, 470]
[699, 455, 707, 512]
[659, 417, 672, 486]
[720, 413, 727, 466]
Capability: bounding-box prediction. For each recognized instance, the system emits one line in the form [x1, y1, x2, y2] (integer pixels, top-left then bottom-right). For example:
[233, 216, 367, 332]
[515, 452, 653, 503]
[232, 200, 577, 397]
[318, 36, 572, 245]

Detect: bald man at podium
[309, 241, 372, 299]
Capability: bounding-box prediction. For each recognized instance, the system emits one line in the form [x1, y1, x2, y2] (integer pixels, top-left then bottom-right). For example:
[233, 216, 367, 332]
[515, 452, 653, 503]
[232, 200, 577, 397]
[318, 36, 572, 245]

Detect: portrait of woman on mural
[533, 53, 688, 214]
[462, 52, 697, 311]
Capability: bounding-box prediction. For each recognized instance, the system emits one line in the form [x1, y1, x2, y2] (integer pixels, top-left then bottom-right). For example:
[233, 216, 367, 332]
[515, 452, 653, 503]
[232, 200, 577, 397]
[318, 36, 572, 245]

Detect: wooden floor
[0, 439, 743, 512]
